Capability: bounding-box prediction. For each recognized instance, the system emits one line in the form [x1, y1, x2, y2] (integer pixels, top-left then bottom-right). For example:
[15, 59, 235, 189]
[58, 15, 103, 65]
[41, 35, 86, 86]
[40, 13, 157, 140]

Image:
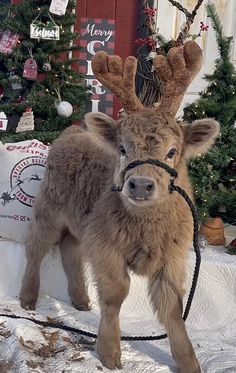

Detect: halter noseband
[111, 158, 178, 192]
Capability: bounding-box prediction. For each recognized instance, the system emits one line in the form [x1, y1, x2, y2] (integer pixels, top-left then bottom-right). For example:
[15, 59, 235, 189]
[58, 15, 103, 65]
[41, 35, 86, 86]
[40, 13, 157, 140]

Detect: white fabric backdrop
[0, 235, 236, 372]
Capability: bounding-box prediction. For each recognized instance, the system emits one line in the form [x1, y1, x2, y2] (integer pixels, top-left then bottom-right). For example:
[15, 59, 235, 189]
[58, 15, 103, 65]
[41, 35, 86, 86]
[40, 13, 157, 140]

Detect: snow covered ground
[0, 230, 236, 373]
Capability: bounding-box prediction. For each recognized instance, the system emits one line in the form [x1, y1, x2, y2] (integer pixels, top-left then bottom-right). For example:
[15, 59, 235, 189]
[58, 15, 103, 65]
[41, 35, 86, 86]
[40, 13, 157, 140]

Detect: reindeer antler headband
[91, 41, 203, 117]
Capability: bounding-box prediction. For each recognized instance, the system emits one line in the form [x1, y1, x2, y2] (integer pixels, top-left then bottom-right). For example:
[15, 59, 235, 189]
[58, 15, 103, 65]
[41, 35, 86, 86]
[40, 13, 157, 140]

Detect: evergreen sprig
[0, 0, 90, 144]
[183, 2, 236, 224]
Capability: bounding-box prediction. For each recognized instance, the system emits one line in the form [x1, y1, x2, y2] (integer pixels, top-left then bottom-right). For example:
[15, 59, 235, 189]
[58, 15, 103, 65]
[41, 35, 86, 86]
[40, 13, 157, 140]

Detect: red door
[76, 0, 140, 116]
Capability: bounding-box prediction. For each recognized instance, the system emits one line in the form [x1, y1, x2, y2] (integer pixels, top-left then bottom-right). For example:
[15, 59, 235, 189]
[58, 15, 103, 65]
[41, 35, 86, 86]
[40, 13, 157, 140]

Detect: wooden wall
[76, 0, 140, 115]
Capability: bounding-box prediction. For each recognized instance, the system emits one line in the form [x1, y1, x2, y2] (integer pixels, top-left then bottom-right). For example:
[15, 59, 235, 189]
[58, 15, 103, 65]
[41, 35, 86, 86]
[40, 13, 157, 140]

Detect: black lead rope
[0, 159, 201, 342]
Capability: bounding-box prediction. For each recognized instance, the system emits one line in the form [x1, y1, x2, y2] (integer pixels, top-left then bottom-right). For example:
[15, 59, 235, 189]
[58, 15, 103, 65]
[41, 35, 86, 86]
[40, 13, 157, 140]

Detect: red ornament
[23, 58, 38, 80]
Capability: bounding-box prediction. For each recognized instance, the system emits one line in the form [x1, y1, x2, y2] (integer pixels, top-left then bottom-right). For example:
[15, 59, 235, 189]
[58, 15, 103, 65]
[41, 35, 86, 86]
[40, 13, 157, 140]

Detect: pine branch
[206, 3, 234, 61]
[206, 3, 223, 39]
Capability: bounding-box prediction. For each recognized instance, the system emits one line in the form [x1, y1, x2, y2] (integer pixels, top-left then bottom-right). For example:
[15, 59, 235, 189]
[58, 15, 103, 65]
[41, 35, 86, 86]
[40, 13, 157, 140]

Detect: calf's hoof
[178, 360, 201, 373]
[73, 301, 92, 311]
[71, 294, 91, 311]
[99, 350, 122, 370]
[20, 297, 36, 310]
[97, 339, 122, 370]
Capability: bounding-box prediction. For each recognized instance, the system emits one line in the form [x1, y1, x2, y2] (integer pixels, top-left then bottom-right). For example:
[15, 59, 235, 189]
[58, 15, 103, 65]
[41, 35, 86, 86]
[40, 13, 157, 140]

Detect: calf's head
[85, 111, 218, 207]
[87, 41, 219, 207]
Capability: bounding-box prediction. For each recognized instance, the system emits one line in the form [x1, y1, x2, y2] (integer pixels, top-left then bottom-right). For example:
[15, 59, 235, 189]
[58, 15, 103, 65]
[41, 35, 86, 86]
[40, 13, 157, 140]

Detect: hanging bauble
[30, 12, 60, 40]
[56, 101, 73, 117]
[49, 0, 69, 16]
[0, 112, 8, 131]
[43, 62, 52, 71]
[0, 86, 3, 99]
[0, 30, 19, 54]
[16, 108, 34, 133]
[23, 58, 38, 80]
[9, 70, 23, 90]
[198, 235, 208, 250]
[228, 159, 236, 172]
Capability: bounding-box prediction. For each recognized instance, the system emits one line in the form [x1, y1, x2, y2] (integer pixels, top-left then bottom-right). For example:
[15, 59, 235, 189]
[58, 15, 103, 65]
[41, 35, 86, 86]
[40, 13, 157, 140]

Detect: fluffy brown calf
[20, 42, 219, 372]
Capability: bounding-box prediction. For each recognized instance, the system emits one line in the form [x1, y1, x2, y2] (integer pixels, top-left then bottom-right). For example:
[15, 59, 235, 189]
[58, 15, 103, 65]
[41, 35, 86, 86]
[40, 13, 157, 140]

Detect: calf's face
[85, 111, 219, 208]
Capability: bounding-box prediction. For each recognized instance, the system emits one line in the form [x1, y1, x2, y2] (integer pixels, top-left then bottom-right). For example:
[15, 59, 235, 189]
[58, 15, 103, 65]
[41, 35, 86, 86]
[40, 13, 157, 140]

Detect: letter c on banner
[87, 40, 105, 55]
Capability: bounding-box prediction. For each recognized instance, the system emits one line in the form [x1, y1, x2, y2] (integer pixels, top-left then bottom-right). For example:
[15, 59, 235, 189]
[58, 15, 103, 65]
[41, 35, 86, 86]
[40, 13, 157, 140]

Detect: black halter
[111, 158, 178, 192]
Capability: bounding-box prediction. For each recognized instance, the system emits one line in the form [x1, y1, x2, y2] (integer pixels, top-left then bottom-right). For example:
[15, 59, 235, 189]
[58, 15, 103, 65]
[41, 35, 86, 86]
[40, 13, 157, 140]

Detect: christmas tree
[183, 3, 236, 224]
[0, 0, 90, 144]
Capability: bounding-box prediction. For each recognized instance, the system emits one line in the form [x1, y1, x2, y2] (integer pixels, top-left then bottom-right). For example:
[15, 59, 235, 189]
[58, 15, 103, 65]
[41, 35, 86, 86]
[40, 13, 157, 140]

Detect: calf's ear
[84, 112, 117, 145]
[182, 118, 220, 158]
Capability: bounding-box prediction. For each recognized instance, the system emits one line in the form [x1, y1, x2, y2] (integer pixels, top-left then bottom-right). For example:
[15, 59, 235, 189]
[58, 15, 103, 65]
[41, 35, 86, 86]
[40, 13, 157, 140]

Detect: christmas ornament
[0, 86, 3, 99]
[16, 108, 34, 133]
[0, 112, 8, 131]
[228, 159, 236, 171]
[228, 238, 236, 249]
[30, 12, 60, 40]
[199, 217, 226, 246]
[23, 58, 38, 80]
[198, 235, 208, 250]
[0, 30, 19, 54]
[43, 62, 52, 71]
[49, 0, 69, 16]
[9, 71, 22, 90]
[56, 101, 73, 117]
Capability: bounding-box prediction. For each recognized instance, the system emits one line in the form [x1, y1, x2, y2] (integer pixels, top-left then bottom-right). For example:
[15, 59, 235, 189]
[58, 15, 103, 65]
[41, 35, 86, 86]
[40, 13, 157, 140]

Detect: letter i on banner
[49, 0, 69, 16]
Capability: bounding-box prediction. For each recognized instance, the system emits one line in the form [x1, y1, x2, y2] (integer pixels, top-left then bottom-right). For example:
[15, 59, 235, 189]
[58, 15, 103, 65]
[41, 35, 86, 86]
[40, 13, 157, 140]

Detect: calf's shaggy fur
[20, 42, 219, 372]
[20, 111, 219, 372]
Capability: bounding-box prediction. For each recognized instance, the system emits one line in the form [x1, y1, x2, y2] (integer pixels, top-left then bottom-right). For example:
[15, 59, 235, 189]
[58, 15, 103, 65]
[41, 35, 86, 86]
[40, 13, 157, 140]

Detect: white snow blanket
[0, 229, 236, 373]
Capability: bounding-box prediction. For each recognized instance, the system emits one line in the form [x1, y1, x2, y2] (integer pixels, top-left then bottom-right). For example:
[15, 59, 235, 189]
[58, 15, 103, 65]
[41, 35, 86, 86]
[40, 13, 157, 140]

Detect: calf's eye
[119, 144, 127, 156]
[166, 148, 176, 159]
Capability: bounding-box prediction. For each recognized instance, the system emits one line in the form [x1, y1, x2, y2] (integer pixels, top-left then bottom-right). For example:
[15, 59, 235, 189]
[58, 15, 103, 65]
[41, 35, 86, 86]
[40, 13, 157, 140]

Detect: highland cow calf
[20, 42, 219, 372]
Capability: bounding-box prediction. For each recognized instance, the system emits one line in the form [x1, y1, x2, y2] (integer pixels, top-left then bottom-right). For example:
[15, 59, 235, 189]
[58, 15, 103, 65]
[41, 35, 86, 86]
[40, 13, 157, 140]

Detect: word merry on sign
[82, 24, 113, 42]
[79, 18, 115, 115]
[30, 24, 60, 40]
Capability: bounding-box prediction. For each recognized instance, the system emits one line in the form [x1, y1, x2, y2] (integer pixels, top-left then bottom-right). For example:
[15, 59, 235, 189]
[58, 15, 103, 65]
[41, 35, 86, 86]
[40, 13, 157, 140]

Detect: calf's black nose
[128, 177, 155, 197]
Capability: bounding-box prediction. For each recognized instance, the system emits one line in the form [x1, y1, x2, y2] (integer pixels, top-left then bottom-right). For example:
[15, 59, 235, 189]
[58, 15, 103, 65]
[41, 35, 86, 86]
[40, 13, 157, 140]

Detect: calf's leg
[94, 254, 130, 369]
[20, 214, 61, 310]
[59, 232, 90, 311]
[148, 263, 201, 373]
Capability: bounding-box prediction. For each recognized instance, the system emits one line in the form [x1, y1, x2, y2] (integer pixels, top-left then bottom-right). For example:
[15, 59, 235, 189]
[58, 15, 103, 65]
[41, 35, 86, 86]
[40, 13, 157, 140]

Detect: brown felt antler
[91, 51, 143, 113]
[153, 41, 203, 117]
[92, 41, 202, 118]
